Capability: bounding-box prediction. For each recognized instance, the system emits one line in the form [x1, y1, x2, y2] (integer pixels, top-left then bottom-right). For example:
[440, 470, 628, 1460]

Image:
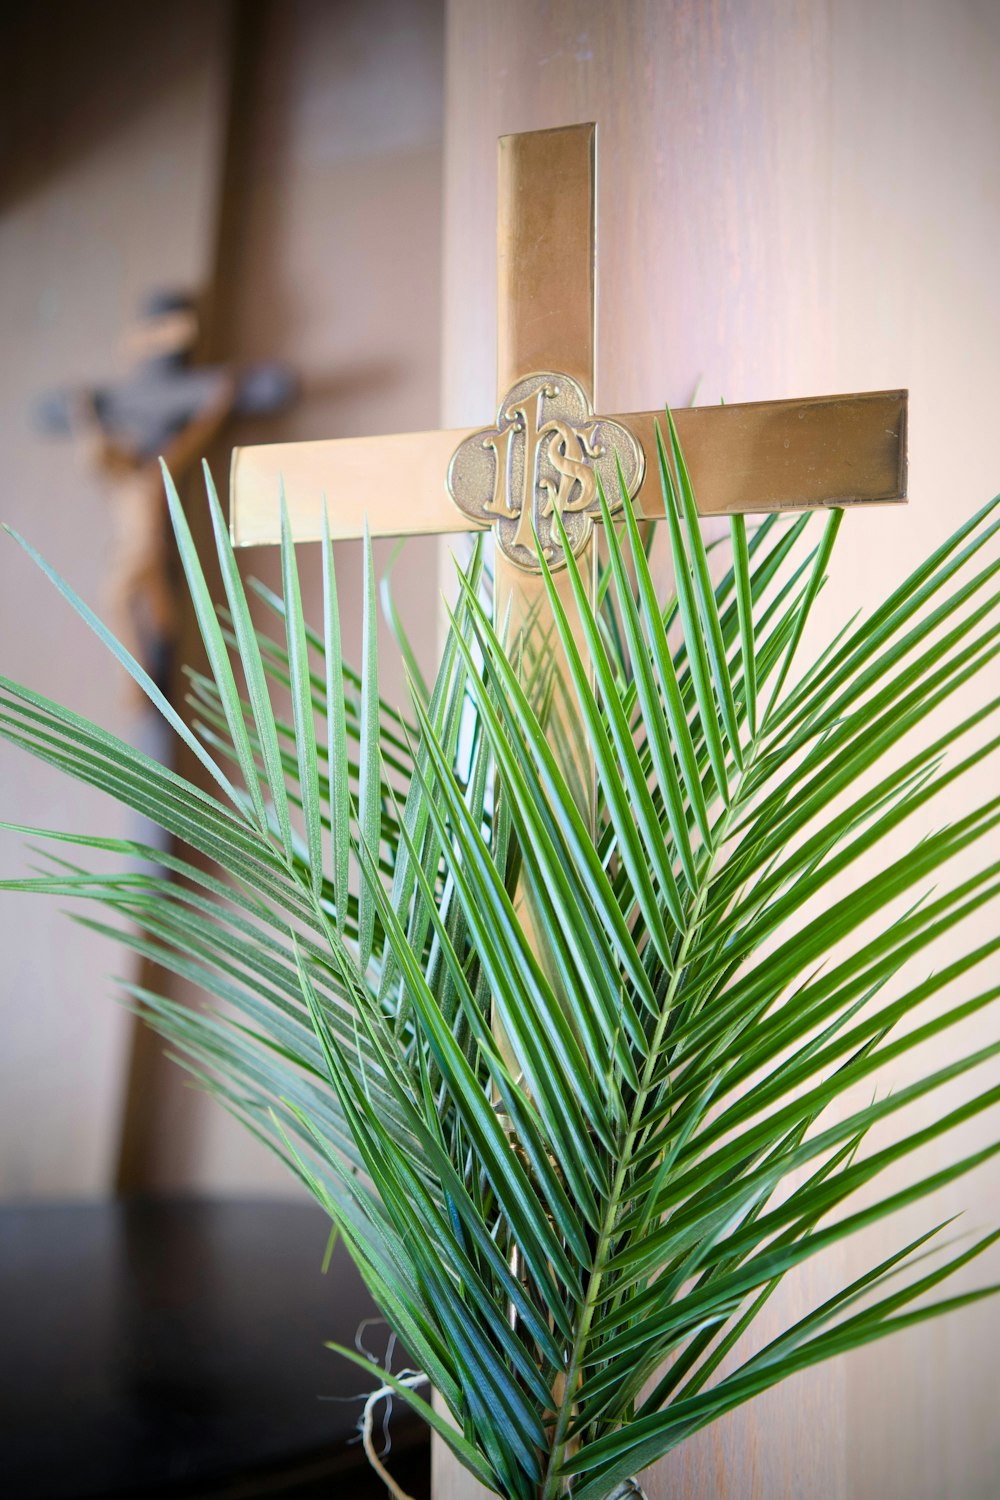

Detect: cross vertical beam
[497, 124, 595, 392]
[494, 124, 599, 831]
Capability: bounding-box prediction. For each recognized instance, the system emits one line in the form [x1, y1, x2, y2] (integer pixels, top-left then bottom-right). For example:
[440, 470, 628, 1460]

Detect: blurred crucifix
[34, 291, 297, 1193]
[35, 289, 297, 698]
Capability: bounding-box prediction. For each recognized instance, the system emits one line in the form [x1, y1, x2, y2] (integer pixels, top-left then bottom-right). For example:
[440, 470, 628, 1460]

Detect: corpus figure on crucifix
[35, 290, 297, 694]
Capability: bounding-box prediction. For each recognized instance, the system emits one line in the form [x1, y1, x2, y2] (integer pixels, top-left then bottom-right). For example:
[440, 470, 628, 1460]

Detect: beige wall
[829, 7, 1000, 1497]
[438, 1, 1000, 1497]
[0, 1, 233, 1198]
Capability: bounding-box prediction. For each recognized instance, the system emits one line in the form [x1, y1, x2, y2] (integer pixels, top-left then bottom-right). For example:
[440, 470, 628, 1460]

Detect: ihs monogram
[448, 373, 644, 571]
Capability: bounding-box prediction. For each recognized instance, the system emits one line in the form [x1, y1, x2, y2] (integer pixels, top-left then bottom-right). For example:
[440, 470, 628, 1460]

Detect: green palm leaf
[3, 442, 999, 1500]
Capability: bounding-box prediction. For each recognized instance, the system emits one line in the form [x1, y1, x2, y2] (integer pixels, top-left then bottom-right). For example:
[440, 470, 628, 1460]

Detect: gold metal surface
[491, 127, 599, 813]
[627, 389, 908, 518]
[489, 128, 601, 1078]
[448, 371, 644, 571]
[229, 426, 480, 547]
[229, 387, 908, 549]
[496, 123, 596, 396]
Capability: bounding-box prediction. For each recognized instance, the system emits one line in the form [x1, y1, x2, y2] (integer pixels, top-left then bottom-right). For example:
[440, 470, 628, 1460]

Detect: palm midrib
[539, 738, 758, 1500]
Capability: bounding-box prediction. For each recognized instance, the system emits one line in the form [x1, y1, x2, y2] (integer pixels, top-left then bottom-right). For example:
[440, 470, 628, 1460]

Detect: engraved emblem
[447, 373, 645, 572]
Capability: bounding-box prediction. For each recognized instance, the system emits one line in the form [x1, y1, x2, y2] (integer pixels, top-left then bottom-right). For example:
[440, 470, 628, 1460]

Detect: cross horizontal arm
[628, 388, 907, 519]
[229, 426, 484, 548]
[229, 389, 907, 549]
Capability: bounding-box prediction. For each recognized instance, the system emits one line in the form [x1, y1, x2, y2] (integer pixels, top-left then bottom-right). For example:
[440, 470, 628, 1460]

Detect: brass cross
[230, 119, 907, 819]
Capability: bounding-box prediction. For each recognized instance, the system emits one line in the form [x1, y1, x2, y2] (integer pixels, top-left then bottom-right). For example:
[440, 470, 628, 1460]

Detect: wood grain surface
[435, 2, 1000, 1498]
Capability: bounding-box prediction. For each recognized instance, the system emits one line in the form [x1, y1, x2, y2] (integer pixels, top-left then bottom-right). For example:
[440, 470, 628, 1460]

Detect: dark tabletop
[0, 1198, 428, 1499]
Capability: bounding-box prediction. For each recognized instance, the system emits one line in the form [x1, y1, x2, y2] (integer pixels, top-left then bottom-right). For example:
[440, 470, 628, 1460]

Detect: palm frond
[3, 428, 999, 1499]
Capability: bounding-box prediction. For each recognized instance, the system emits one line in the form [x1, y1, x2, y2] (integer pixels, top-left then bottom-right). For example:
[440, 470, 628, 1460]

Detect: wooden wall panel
[828, 6, 1000, 1498]
[437, 1, 1000, 1496]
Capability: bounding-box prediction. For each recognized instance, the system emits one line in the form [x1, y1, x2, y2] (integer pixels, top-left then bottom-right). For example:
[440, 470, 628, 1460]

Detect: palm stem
[540, 763, 749, 1499]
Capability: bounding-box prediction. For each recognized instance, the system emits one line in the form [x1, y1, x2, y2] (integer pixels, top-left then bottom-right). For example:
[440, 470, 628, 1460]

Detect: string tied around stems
[360, 1368, 648, 1500]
